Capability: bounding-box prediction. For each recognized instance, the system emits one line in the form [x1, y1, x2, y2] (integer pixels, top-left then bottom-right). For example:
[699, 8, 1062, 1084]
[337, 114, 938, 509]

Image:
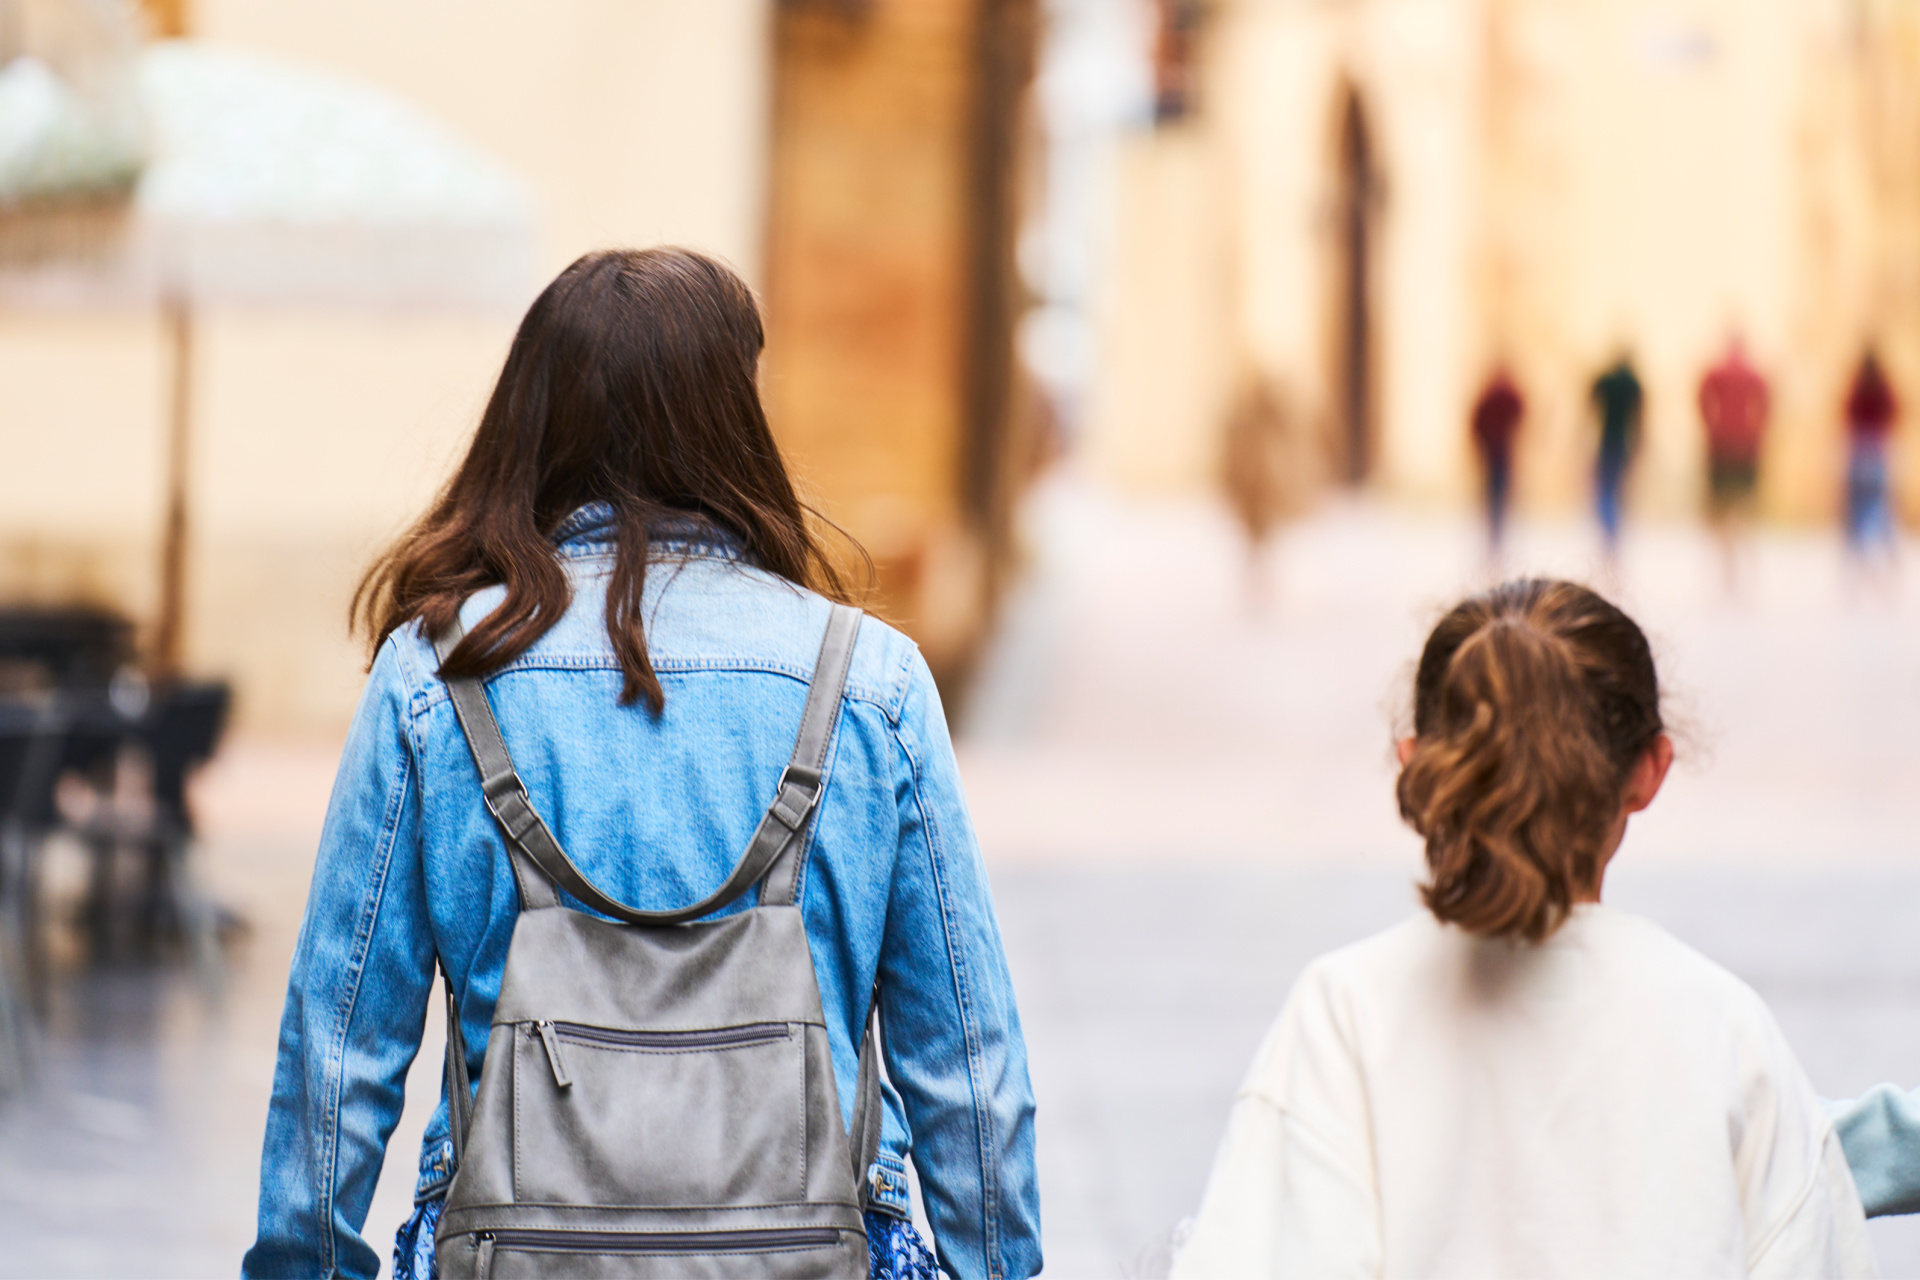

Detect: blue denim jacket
[243, 505, 1041, 1280]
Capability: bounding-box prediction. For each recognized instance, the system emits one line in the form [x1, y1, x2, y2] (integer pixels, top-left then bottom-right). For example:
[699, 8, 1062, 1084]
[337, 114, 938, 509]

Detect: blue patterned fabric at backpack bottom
[864, 1207, 941, 1279]
[392, 1196, 441, 1280]
[392, 1198, 941, 1280]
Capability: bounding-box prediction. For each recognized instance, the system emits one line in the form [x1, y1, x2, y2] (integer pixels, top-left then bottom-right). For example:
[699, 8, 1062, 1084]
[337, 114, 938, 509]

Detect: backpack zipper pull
[536, 1021, 571, 1087]
[475, 1233, 495, 1279]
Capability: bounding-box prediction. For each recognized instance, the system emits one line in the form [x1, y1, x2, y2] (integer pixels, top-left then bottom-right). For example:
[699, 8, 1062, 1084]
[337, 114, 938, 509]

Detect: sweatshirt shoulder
[1257, 915, 1452, 1057]
[1307, 912, 1458, 992]
[1234, 918, 1440, 1110]
[1588, 907, 1773, 1016]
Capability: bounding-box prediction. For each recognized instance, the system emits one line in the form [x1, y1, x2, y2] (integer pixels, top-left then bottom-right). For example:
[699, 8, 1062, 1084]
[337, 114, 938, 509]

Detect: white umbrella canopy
[0, 41, 534, 309]
[0, 40, 536, 671]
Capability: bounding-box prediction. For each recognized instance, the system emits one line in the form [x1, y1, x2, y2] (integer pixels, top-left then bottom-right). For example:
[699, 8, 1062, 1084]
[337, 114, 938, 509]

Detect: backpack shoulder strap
[440, 964, 474, 1167]
[757, 602, 859, 907]
[432, 603, 861, 927]
[434, 626, 562, 913]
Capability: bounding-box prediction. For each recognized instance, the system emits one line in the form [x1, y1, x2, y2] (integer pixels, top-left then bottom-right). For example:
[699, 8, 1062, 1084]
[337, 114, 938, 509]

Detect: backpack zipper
[534, 1021, 571, 1087]
[532, 1021, 791, 1088]
[549, 1021, 791, 1051]
[477, 1226, 842, 1257]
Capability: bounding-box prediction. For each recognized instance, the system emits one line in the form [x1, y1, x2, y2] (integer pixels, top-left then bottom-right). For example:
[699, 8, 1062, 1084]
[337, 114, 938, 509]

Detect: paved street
[4, 475, 1920, 1276]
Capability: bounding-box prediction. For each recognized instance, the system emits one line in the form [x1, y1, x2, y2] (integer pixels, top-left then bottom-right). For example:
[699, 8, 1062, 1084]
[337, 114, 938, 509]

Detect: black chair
[139, 681, 230, 838]
[130, 681, 231, 960]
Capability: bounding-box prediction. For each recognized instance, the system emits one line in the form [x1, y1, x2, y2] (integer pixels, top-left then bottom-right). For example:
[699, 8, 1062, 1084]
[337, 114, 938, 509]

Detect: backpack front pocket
[511, 1020, 807, 1207]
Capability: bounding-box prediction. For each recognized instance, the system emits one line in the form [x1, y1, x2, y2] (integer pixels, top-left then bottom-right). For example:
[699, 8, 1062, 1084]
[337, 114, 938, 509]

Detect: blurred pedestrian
[1221, 378, 1307, 610]
[1699, 336, 1770, 590]
[1172, 579, 1876, 1279]
[1470, 365, 1524, 558]
[241, 250, 1039, 1280]
[1590, 355, 1643, 562]
[1843, 348, 1898, 569]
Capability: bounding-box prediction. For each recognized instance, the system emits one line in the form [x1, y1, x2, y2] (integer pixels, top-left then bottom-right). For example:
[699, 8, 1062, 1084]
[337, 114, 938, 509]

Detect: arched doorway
[1332, 85, 1380, 485]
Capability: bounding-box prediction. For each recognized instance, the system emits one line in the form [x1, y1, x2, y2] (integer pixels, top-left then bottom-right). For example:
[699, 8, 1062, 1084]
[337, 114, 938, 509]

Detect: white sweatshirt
[1174, 905, 1878, 1280]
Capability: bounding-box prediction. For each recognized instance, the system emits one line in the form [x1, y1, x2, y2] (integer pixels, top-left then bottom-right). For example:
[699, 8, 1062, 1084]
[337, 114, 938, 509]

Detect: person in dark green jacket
[1591, 355, 1643, 558]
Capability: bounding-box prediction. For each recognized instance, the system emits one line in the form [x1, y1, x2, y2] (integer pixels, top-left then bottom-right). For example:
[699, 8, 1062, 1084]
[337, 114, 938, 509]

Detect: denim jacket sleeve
[878, 650, 1042, 1280]
[1828, 1085, 1920, 1217]
[243, 636, 435, 1279]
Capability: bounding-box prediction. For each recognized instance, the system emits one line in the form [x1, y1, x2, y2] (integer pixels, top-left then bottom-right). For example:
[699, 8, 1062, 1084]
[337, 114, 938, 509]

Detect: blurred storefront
[1092, 0, 1920, 525]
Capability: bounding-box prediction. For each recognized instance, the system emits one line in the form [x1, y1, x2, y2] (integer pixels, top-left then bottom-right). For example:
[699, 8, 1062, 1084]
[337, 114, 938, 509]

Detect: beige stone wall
[1084, 126, 1231, 494]
[1790, 0, 1920, 525]
[1091, 0, 1483, 506]
[1089, 0, 1920, 526]
[0, 1, 773, 730]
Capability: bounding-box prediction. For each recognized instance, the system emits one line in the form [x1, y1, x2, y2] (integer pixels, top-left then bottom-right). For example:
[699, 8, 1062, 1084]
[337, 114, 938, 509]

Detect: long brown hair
[353, 248, 851, 712]
[1397, 579, 1663, 942]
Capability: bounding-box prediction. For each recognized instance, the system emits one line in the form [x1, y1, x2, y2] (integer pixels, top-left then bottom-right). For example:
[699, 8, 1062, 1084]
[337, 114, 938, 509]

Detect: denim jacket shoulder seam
[388, 626, 444, 721]
[435, 654, 897, 715]
[491, 655, 815, 677]
[883, 642, 916, 725]
[890, 713, 1006, 1276]
[389, 625, 428, 693]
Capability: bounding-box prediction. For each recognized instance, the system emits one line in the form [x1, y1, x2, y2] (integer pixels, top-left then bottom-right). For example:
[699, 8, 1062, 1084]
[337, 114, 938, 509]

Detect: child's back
[1175, 905, 1872, 1278]
[1174, 581, 1875, 1278]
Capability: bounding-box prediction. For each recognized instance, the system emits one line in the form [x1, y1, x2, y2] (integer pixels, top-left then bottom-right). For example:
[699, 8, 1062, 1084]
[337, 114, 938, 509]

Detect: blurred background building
[11, 0, 1920, 734]
[1095, 0, 1920, 525]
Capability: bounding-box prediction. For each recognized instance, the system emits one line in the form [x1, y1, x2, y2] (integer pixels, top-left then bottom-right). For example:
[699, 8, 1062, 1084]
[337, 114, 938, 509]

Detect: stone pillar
[763, 0, 1038, 691]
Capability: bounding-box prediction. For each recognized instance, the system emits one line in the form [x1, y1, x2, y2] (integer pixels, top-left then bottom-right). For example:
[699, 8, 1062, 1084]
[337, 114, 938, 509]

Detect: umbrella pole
[153, 297, 192, 679]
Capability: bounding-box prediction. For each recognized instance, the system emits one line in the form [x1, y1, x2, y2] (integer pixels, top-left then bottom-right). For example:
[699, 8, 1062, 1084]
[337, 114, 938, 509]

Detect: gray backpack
[430, 604, 882, 1278]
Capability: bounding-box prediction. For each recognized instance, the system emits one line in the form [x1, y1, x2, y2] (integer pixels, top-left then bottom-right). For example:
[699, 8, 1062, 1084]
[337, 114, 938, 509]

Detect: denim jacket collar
[550, 503, 616, 549]
[551, 502, 748, 563]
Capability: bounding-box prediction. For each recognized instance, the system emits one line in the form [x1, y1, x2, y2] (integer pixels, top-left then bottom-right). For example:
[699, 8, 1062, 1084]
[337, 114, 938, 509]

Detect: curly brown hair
[1397, 579, 1663, 943]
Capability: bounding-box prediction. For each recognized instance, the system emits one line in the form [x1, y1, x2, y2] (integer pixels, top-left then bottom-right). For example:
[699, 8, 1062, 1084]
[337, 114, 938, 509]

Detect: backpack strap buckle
[480, 768, 542, 846]
[767, 765, 822, 833]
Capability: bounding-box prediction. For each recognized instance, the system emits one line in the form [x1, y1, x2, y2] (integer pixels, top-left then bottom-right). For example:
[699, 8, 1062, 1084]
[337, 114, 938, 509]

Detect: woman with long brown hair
[1174, 579, 1873, 1278]
[241, 249, 1040, 1280]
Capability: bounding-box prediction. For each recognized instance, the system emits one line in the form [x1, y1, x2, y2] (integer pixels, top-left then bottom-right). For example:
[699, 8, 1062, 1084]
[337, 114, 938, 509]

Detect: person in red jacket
[1844, 348, 1898, 565]
[1470, 367, 1524, 558]
[1699, 337, 1770, 588]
